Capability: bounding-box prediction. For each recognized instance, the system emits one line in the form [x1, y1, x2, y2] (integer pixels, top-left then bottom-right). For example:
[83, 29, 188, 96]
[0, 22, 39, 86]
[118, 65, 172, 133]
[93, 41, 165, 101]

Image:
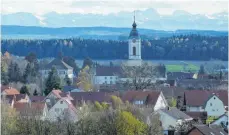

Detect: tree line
[1, 34, 228, 61]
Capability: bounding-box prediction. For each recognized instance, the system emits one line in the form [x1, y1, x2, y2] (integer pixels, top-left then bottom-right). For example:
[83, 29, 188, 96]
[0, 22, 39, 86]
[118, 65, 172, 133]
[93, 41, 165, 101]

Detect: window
[105, 77, 107, 79]
[55, 108, 59, 112]
[60, 101, 63, 104]
[110, 81, 112, 84]
[214, 97, 216, 99]
[210, 103, 212, 106]
[110, 76, 112, 79]
[133, 46, 136, 56]
[105, 81, 107, 84]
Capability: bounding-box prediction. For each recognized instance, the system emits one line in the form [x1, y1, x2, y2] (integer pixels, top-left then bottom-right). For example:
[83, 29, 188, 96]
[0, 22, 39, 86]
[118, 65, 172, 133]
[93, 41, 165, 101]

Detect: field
[166, 64, 199, 72]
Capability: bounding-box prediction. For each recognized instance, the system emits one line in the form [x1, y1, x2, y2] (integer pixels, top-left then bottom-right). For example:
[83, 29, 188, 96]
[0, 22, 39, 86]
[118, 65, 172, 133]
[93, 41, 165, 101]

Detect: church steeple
[132, 11, 137, 29]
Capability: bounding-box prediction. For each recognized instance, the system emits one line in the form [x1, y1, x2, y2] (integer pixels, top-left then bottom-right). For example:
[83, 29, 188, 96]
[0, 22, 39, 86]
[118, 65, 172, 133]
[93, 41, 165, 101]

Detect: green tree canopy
[20, 85, 30, 95]
[44, 67, 61, 95]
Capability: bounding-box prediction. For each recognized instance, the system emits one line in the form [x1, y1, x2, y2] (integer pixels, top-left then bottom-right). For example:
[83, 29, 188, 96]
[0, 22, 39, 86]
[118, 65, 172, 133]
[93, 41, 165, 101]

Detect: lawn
[166, 64, 199, 72]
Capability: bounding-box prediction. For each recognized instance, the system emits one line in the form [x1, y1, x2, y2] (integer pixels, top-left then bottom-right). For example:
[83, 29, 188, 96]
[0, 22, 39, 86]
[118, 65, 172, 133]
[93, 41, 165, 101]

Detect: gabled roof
[29, 96, 45, 102]
[184, 90, 228, 106]
[13, 102, 46, 116]
[188, 124, 227, 135]
[160, 107, 193, 120]
[42, 58, 73, 70]
[184, 111, 207, 120]
[96, 66, 122, 76]
[70, 92, 114, 103]
[211, 113, 228, 124]
[122, 90, 161, 105]
[2, 94, 28, 104]
[1, 86, 20, 95]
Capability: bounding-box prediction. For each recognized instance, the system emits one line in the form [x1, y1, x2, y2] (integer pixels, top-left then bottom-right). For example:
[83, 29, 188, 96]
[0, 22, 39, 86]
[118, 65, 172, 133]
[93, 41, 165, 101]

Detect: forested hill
[1, 35, 228, 61]
[2, 25, 228, 40]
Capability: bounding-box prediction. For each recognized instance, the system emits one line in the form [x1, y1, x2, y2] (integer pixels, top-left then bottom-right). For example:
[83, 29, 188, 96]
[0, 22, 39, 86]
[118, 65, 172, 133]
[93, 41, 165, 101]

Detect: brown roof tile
[122, 90, 161, 105]
[185, 90, 228, 106]
[96, 66, 122, 76]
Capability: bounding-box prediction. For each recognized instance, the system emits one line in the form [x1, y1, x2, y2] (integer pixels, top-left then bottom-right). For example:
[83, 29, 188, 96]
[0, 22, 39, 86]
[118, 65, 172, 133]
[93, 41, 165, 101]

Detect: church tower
[128, 13, 141, 60]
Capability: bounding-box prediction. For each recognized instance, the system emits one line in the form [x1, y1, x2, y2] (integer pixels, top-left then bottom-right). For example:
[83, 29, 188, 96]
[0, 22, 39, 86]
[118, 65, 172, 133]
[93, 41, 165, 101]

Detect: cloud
[2, 0, 228, 15]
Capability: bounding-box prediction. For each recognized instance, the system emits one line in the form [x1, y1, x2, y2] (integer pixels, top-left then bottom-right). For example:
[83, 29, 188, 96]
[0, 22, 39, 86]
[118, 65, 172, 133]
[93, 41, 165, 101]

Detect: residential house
[63, 85, 82, 92]
[167, 72, 194, 81]
[177, 79, 228, 90]
[187, 124, 227, 135]
[184, 112, 208, 124]
[156, 107, 193, 135]
[29, 96, 45, 102]
[46, 98, 78, 122]
[2, 94, 30, 107]
[1, 85, 20, 96]
[121, 90, 168, 111]
[211, 113, 228, 132]
[94, 66, 121, 85]
[184, 90, 228, 117]
[44, 90, 72, 109]
[40, 58, 74, 83]
[13, 102, 48, 120]
[69, 91, 116, 106]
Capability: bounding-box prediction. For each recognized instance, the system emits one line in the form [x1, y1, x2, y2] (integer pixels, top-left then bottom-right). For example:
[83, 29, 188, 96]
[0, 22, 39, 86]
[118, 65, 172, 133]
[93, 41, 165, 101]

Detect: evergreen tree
[23, 63, 32, 83]
[20, 85, 30, 95]
[1, 65, 9, 85]
[198, 65, 205, 74]
[44, 67, 61, 95]
[13, 63, 21, 82]
[82, 57, 93, 69]
[8, 62, 14, 82]
[64, 75, 72, 86]
[33, 89, 38, 96]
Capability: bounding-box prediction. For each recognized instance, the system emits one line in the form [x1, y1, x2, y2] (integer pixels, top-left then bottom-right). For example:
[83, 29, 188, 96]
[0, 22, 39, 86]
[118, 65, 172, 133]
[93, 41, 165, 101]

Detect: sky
[2, 0, 228, 15]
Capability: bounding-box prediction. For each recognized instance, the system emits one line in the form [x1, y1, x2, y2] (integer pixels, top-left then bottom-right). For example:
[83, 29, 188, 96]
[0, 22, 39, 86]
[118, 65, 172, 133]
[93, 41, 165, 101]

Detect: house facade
[122, 90, 168, 111]
[94, 66, 121, 85]
[184, 90, 228, 117]
[157, 107, 193, 135]
[46, 98, 77, 122]
[40, 58, 74, 83]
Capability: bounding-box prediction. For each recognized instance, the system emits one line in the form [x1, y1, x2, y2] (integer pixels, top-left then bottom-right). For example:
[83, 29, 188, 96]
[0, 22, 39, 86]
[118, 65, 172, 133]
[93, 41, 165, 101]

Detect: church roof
[129, 15, 140, 39]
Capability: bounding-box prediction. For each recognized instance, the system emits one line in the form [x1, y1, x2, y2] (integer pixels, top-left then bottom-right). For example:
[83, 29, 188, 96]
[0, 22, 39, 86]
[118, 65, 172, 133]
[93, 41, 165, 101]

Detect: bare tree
[120, 62, 157, 90]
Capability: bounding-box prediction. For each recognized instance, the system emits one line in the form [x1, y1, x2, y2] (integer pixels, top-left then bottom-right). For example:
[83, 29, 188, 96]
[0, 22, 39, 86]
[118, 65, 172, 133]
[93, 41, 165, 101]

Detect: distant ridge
[1, 25, 228, 40]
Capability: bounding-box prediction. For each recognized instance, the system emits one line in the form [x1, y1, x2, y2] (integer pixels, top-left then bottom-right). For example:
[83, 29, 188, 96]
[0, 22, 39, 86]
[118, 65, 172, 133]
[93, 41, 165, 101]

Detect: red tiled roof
[122, 90, 161, 105]
[1, 85, 20, 95]
[185, 90, 228, 106]
[13, 102, 46, 116]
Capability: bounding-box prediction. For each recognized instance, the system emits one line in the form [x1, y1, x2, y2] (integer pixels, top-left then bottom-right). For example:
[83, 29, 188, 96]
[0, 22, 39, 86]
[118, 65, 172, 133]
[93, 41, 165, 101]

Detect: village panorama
[1, 1, 228, 135]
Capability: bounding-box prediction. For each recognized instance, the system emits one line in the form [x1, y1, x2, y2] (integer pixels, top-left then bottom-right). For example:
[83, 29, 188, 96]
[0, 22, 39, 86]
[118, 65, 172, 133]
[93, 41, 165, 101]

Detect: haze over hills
[2, 8, 228, 31]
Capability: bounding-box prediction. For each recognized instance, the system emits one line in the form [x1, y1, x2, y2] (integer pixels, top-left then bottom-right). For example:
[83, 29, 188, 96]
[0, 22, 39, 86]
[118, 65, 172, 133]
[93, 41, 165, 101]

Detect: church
[93, 15, 143, 85]
[126, 15, 142, 66]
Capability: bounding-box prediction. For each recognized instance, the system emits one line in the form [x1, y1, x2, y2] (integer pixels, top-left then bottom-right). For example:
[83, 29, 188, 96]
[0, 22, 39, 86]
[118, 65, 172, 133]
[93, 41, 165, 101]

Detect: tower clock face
[132, 39, 136, 43]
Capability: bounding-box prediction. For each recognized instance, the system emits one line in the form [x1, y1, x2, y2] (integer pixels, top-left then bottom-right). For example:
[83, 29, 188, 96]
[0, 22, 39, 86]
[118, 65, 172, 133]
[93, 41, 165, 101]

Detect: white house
[46, 98, 78, 122]
[156, 107, 193, 135]
[122, 90, 168, 111]
[94, 66, 121, 85]
[205, 95, 226, 117]
[40, 58, 74, 82]
[184, 90, 228, 117]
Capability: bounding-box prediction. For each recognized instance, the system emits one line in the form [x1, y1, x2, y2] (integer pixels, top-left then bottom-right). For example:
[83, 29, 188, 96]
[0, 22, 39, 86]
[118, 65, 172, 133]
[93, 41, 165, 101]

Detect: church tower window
[133, 46, 136, 56]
